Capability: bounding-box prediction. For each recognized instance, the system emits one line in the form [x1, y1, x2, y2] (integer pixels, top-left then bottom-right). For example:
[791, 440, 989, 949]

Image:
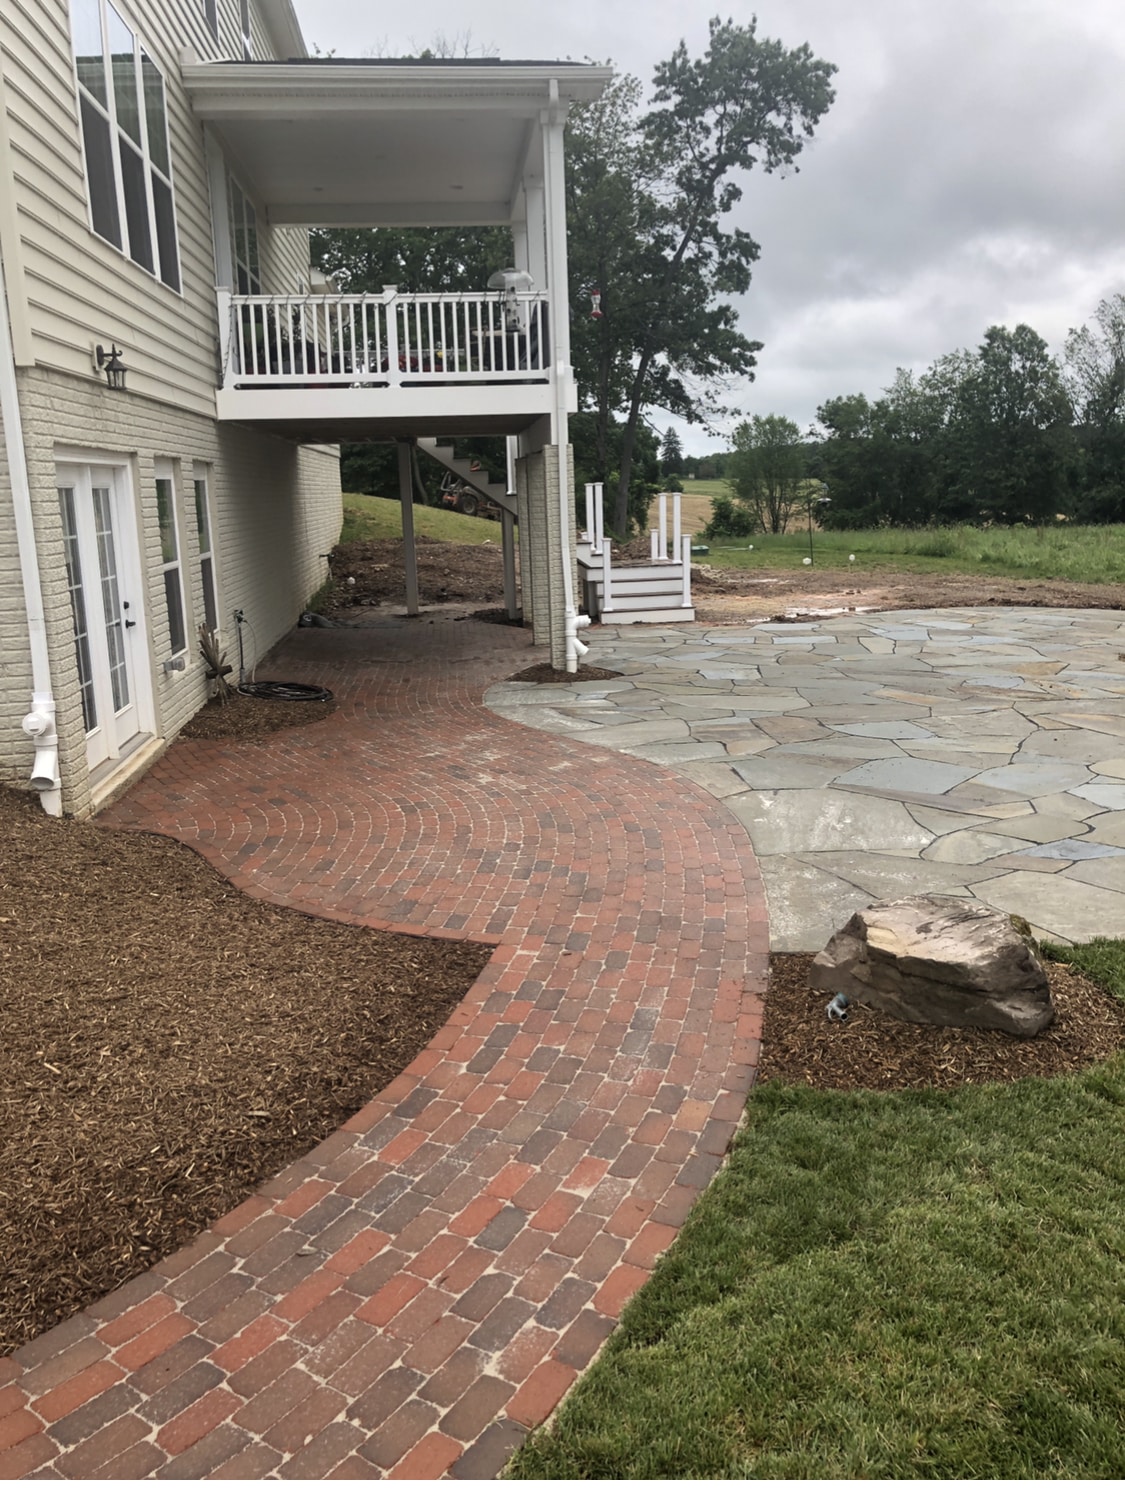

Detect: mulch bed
[180, 690, 336, 740]
[762, 953, 1125, 1091]
[507, 663, 623, 683]
[0, 786, 490, 1355]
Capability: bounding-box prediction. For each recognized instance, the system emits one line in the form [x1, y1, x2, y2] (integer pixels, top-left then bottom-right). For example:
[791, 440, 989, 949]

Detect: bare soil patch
[762, 952, 1125, 1092]
[321, 534, 1125, 626]
[0, 786, 490, 1355]
[324, 534, 509, 616]
[691, 566, 1125, 623]
[508, 663, 623, 683]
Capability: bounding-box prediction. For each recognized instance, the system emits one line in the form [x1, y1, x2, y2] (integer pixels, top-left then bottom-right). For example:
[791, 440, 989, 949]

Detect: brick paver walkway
[0, 617, 767, 1479]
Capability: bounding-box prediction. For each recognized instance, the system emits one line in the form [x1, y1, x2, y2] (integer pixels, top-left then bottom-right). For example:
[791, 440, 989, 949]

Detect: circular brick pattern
[0, 619, 768, 1479]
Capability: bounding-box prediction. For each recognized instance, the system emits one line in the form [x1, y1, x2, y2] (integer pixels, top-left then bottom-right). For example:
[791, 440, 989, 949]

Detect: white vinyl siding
[0, 0, 313, 416]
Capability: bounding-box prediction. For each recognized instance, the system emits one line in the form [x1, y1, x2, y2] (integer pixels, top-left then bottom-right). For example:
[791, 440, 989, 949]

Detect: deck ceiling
[181, 60, 612, 227]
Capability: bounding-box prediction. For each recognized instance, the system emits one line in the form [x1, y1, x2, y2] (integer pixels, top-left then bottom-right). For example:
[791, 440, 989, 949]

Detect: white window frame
[239, 0, 253, 60]
[193, 463, 219, 634]
[228, 173, 261, 294]
[69, 0, 181, 292]
[155, 459, 188, 658]
[203, 0, 218, 41]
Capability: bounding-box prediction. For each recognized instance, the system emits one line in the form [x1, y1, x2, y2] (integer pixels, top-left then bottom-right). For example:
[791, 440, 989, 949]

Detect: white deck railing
[217, 288, 551, 389]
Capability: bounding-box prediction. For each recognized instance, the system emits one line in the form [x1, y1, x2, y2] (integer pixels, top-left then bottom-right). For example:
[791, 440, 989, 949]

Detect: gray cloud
[291, 0, 1125, 449]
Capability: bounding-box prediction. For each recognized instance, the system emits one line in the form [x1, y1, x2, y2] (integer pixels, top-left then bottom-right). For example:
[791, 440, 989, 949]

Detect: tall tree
[728, 414, 805, 532]
[951, 325, 1074, 524]
[660, 426, 684, 475]
[1064, 294, 1125, 520]
[568, 17, 835, 534]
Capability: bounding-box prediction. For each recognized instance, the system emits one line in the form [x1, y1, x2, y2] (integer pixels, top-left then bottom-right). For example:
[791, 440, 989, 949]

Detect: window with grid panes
[70, 0, 180, 291]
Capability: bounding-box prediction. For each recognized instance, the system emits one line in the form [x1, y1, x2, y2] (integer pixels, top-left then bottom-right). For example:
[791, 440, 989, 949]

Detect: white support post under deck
[397, 441, 420, 615]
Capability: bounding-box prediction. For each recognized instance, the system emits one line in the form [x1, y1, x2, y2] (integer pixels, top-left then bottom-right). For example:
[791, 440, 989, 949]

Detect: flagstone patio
[487, 607, 1125, 951]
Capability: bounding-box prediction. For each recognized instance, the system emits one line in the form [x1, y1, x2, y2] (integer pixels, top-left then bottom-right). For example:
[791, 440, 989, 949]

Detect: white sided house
[0, 0, 609, 818]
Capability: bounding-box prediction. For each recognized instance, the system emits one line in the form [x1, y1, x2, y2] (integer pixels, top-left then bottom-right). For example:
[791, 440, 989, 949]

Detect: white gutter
[543, 84, 589, 674]
[0, 236, 61, 814]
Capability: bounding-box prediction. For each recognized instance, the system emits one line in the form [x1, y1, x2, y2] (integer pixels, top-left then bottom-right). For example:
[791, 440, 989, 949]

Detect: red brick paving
[1, 617, 767, 1479]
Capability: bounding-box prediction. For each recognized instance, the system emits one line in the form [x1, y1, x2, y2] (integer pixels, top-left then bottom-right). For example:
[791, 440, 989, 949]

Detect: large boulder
[809, 894, 1055, 1036]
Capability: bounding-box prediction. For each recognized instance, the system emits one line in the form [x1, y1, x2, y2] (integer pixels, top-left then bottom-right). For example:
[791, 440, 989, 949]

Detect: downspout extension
[0, 215, 61, 814]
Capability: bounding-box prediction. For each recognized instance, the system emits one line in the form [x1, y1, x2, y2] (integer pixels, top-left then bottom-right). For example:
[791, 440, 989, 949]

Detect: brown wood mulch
[761, 953, 1125, 1092]
[0, 784, 490, 1356]
[507, 663, 623, 683]
[179, 690, 336, 740]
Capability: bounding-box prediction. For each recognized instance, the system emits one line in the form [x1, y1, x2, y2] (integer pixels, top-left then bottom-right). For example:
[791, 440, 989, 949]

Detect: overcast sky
[291, 0, 1125, 453]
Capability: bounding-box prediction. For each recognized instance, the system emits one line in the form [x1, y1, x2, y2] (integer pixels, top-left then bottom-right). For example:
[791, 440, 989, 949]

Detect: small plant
[197, 624, 233, 705]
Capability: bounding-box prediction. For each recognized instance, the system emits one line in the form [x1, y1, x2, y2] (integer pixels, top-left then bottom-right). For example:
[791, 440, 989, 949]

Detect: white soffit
[182, 61, 612, 226]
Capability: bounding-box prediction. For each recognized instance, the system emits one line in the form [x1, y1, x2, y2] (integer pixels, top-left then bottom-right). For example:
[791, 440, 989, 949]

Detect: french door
[57, 462, 151, 771]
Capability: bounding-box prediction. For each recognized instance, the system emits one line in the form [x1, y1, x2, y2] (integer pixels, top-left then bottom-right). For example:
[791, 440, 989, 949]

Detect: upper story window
[239, 0, 252, 60]
[228, 176, 261, 293]
[203, 0, 217, 41]
[70, 0, 181, 292]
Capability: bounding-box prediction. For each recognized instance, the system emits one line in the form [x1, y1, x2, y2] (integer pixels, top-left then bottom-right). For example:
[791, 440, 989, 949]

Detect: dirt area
[0, 785, 490, 1355]
[320, 534, 1125, 626]
[690, 566, 1125, 623]
[323, 534, 509, 616]
[762, 953, 1125, 1092]
[180, 690, 337, 740]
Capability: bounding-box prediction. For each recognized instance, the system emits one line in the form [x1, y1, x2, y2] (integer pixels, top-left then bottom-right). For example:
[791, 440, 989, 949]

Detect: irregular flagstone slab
[757, 854, 879, 953]
[973, 812, 1095, 844]
[908, 804, 993, 835]
[733, 755, 860, 790]
[899, 746, 1014, 769]
[834, 757, 981, 793]
[922, 829, 1037, 863]
[834, 720, 936, 739]
[1021, 837, 1125, 860]
[1066, 857, 1125, 893]
[724, 788, 932, 855]
[580, 718, 691, 746]
[1017, 729, 1125, 760]
[1091, 757, 1125, 777]
[1086, 812, 1125, 849]
[1069, 782, 1125, 810]
[624, 741, 728, 765]
[805, 850, 980, 899]
[969, 761, 1092, 794]
[971, 870, 1125, 943]
[490, 704, 606, 732]
[676, 760, 755, 797]
[787, 738, 908, 761]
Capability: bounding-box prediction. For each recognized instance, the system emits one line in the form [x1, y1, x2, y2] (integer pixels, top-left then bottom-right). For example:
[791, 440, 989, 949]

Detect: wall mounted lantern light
[95, 344, 128, 390]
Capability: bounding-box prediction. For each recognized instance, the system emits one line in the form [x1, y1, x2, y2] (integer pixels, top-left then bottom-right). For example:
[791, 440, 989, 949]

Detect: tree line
[707, 300, 1125, 538]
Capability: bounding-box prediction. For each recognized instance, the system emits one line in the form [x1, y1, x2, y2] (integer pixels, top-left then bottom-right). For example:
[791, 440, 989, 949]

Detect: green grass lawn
[700, 520, 1125, 584]
[340, 492, 505, 545]
[508, 941, 1125, 1480]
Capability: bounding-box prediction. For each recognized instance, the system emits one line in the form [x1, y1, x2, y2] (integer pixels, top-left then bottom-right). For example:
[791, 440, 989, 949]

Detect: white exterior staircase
[577, 484, 695, 625]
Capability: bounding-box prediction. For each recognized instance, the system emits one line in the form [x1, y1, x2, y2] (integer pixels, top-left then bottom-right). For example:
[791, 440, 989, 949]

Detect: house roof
[181, 58, 612, 227]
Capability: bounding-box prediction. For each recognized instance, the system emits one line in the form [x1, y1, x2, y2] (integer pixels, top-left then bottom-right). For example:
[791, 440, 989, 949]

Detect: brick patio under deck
[0, 617, 768, 1480]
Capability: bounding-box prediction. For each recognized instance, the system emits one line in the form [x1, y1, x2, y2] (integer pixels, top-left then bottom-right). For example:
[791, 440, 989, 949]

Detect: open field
[511, 939, 1125, 1481]
[702, 521, 1125, 585]
[339, 492, 504, 546]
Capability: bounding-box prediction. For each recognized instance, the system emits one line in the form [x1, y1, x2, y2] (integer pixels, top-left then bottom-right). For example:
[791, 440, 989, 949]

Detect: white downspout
[0, 236, 61, 814]
[543, 84, 589, 673]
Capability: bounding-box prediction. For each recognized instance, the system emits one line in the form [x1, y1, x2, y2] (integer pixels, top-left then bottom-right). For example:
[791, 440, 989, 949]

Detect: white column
[397, 442, 419, 615]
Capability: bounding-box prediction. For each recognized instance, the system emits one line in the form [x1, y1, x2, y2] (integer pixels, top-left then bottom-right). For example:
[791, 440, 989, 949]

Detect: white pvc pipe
[0, 235, 60, 813]
[542, 89, 589, 673]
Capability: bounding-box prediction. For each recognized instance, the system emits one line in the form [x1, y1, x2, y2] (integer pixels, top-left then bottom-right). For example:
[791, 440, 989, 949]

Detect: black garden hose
[237, 681, 334, 703]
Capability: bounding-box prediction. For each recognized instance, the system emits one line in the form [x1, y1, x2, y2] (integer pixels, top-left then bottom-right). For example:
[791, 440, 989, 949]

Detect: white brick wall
[2, 365, 341, 815]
